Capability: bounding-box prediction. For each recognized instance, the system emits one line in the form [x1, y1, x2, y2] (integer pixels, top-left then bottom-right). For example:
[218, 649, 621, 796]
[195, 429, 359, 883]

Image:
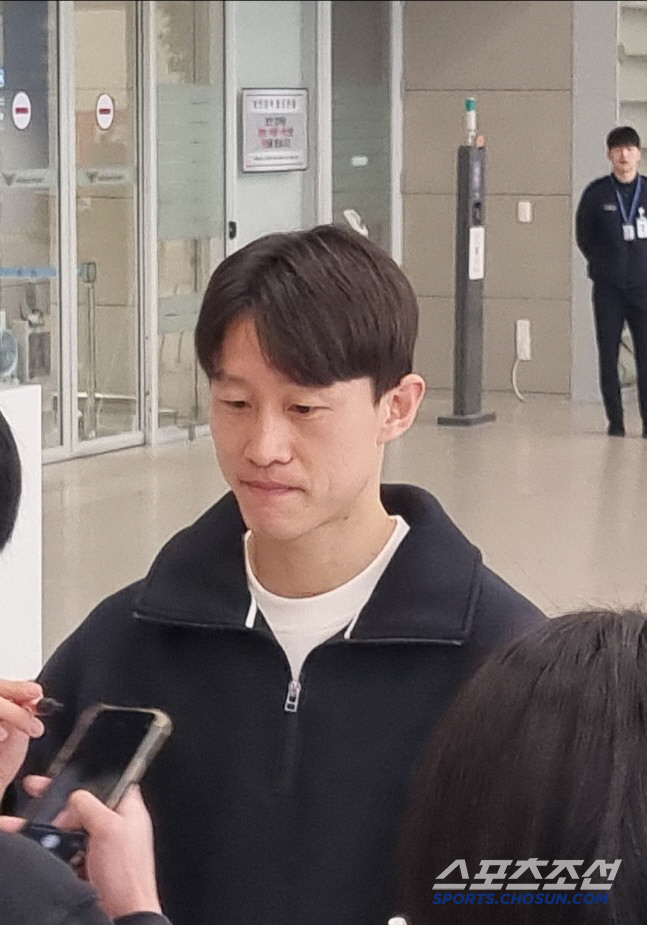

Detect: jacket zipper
[280, 679, 301, 792]
[284, 679, 301, 713]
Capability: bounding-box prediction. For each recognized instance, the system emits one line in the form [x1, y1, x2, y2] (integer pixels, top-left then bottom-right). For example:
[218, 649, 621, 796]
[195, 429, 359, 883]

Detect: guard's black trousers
[592, 282, 647, 431]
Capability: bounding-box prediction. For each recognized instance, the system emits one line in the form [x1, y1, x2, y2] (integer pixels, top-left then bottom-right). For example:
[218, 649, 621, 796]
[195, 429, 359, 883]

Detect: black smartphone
[20, 703, 172, 861]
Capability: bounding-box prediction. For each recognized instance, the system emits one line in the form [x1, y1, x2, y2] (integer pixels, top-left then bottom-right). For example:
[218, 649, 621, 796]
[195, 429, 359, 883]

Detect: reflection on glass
[332, 0, 391, 253]
[0, 1, 60, 448]
[156, 0, 225, 431]
[75, 0, 139, 441]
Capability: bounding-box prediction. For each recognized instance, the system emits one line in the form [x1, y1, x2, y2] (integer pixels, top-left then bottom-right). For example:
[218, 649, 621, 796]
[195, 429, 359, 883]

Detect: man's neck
[613, 168, 639, 184]
[248, 504, 395, 598]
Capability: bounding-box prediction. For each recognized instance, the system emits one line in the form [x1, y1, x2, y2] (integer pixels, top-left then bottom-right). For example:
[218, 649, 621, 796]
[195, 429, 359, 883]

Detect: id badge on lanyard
[637, 207, 647, 239]
[615, 176, 643, 241]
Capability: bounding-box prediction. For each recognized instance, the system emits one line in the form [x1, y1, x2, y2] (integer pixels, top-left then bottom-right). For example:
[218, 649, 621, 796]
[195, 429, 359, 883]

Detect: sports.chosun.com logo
[387, 858, 620, 921]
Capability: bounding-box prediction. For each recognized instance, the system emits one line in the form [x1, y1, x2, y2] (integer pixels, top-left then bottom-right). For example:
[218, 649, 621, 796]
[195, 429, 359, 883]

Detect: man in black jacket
[576, 125, 647, 437]
[23, 226, 544, 925]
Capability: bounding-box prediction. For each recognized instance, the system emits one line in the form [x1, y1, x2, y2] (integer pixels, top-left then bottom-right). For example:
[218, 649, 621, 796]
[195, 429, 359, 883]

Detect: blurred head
[195, 226, 424, 543]
[607, 126, 641, 181]
[401, 610, 647, 925]
[0, 411, 21, 552]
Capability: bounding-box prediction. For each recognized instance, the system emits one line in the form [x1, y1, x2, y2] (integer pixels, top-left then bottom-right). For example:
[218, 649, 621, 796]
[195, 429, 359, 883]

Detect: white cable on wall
[512, 319, 531, 402]
[511, 357, 527, 402]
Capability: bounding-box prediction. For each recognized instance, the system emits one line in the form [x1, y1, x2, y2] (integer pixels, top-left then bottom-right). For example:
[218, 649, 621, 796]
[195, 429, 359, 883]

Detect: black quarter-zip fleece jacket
[21, 485, 544, 925]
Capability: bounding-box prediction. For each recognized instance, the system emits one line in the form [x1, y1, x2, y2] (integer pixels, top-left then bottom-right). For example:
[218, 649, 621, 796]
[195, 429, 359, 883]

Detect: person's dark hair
[195, 224, 419, 400]
[0, 410, 21, 552]
[606, 125, 641, 150]
[401, 610, 647, 925]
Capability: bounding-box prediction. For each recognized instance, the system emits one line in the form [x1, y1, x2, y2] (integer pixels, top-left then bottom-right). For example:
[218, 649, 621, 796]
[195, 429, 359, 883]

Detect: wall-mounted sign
[468, 226, 485, 281]
[11, 91, 31, 131]
[95, 93, 115, 131]
[242, 88, 308, 172]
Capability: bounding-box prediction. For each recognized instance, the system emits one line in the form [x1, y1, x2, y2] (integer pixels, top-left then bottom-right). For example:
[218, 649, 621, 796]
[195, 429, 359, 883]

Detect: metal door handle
[342, 209, 369, 238]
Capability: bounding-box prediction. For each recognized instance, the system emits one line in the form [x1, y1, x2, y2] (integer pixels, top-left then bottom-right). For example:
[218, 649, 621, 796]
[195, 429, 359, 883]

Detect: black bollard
[438, 134, 496, 427]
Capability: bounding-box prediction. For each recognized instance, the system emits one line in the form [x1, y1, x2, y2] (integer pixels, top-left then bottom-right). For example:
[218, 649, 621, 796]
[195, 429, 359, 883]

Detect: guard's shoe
[607, 424, 625, 437]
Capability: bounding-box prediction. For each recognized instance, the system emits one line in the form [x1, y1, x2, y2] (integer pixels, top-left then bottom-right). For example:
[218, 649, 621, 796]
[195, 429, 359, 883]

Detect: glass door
[155, 0, 226, 435]
[0, 1, 61, 449]
[4, 1, 227, 457]
[331, 0, 392, 252]
[74, 0, 141, 444]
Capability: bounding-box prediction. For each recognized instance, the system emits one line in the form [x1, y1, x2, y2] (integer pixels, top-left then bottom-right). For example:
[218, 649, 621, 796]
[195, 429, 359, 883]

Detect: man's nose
[244, 412, 292, 467]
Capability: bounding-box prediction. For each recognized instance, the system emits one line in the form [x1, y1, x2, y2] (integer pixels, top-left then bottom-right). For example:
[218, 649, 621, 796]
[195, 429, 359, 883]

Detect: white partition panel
[0, 384, 42, 677]
[231, 0, 317, 250]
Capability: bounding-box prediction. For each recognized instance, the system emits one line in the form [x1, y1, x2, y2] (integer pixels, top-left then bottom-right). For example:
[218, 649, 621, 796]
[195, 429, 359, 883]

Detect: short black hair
[195, 224, 419, 400]
[607, 125, 641, 150]
[401, 610, 647, 924]
[0, 411, 21, 552]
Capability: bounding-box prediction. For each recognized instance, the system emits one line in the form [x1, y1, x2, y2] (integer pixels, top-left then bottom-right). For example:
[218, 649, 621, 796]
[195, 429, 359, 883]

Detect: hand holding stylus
[0, 679, 45, 801]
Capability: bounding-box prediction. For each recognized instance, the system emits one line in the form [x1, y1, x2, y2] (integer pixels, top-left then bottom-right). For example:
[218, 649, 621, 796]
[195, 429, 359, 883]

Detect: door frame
[390, 0, 404, 265]
[141, 0, 161, 446]
[45, 0, 146, 461]
[316, 0, 333, 225]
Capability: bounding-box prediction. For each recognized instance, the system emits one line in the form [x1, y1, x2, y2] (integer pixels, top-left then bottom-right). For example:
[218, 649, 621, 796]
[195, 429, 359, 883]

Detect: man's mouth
[241, 480, 299, 494]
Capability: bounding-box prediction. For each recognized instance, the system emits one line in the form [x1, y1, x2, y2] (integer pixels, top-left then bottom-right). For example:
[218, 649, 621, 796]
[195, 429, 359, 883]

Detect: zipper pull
[284, 679, 301, 713]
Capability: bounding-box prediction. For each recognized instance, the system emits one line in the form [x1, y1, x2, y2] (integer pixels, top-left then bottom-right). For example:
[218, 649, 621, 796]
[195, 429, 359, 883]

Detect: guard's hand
[0, 680, 44, 801]
[60, 786, 162, 919]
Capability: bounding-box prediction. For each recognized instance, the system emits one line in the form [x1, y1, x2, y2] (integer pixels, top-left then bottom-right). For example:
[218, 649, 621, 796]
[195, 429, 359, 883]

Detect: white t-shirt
[244, 515, 410, 680]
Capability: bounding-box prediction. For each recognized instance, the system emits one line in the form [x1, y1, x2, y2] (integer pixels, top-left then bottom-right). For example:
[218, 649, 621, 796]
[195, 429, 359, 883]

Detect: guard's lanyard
[613, 175, 642, 226]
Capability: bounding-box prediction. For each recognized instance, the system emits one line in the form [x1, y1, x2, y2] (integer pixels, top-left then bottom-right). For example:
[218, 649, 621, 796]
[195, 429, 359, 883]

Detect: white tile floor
[42, 391, 647, 659]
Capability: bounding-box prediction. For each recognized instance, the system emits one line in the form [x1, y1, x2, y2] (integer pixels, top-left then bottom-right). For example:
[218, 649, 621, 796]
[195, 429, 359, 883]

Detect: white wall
[231, 0, 317, 249]
[571, 1, 619, 402]
[0, 385, 42, 678]
[404, 0, 574, 394]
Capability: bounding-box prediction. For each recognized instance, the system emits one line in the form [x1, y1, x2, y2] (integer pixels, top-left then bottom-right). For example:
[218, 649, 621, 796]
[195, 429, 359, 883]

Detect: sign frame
[241, 88, 308, 173]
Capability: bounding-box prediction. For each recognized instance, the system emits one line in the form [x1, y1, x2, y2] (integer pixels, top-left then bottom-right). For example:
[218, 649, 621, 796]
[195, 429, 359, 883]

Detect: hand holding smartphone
[20, 703, 172, 862]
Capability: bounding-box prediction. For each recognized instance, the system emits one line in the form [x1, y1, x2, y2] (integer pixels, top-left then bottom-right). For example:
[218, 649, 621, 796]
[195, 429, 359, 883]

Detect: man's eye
[292, 404, 315, 415]
[222, 400, 248, 409]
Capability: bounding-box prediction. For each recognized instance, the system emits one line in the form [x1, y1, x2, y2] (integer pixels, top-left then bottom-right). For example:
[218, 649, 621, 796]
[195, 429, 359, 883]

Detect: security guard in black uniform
[576, 126, 647, 437]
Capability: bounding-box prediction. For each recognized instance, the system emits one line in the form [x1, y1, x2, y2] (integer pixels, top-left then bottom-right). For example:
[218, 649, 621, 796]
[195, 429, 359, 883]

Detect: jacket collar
[134, 484, 481, 644]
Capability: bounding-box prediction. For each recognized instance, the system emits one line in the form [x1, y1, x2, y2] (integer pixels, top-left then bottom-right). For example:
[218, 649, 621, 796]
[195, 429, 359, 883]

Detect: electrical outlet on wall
[516, 319, 532, 361]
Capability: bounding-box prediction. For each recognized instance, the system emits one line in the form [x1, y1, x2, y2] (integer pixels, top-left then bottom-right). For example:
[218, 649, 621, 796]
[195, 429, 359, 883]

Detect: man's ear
[378, 374, 426, 444]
